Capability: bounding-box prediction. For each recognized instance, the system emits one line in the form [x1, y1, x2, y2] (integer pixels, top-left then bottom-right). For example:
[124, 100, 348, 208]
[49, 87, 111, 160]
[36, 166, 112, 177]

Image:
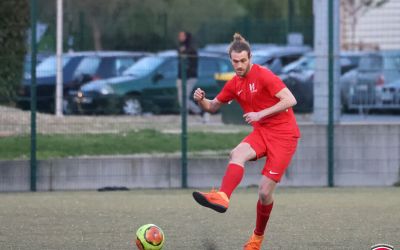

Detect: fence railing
[347, 82, 400, 113]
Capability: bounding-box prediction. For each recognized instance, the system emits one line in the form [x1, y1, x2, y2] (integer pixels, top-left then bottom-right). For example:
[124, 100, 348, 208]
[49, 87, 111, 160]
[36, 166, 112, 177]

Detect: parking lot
[2, 104, 400, 138]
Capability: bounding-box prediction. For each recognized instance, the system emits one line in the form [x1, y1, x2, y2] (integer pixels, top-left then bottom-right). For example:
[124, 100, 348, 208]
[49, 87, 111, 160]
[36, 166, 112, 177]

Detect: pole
[30, 0, 37, 192]
[55, 0, 63, 116]
[79, 11, 84, 50]
[327, 0, 335, 187]
[180, 55, 188, 188]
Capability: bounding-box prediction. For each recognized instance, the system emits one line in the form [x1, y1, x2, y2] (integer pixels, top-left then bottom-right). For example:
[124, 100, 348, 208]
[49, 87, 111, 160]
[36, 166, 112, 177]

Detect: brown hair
[228, 33, 251, 58]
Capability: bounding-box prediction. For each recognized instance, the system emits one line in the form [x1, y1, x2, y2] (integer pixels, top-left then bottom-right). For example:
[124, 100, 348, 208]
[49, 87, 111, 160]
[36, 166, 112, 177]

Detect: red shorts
[242, 125, 299, 182]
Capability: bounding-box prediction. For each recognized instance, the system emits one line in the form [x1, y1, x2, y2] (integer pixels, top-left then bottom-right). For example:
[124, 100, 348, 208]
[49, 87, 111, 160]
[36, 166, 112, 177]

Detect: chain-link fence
[1, 0, 400, 192]
[340, 0, 400, 113]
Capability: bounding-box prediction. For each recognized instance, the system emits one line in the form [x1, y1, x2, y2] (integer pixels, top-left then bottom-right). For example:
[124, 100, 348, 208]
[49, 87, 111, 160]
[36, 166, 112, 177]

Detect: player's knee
[258, 186, 273, 204]
[258, 191, 272, 204]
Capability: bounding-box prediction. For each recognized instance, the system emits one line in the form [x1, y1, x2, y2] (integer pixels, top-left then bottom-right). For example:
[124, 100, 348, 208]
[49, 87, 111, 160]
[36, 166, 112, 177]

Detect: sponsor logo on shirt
[249, 83, 257, 93]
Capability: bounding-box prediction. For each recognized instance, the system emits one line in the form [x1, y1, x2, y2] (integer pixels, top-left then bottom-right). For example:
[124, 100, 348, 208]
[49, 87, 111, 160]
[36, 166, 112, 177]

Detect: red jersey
[216, 64, 300, 137]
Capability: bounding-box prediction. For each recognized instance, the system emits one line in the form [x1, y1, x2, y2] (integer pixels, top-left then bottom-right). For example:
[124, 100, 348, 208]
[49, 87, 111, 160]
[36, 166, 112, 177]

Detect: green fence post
[180, 55, 188, 188]
[327, 0, 335, 187]
[30, 0, 37, 192]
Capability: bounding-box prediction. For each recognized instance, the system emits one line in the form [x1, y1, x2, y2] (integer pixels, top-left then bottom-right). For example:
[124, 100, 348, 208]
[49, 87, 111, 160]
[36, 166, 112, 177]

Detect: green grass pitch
[0, 187, 399, 249]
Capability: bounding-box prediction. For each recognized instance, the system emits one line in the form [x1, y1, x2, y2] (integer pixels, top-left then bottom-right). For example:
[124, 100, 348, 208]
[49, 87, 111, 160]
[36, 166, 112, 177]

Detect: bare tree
[68, 0, 125, 50]
[341, 0, 388, 50]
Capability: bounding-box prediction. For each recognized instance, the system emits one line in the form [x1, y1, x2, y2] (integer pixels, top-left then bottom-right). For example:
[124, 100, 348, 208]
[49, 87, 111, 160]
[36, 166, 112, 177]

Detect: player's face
[230, 51, 251, 77]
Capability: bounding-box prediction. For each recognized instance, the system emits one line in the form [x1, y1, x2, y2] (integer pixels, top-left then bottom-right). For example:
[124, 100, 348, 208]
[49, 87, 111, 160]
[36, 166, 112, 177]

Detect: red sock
[219, 163, 244, 198]
[254, 200, 274, 236]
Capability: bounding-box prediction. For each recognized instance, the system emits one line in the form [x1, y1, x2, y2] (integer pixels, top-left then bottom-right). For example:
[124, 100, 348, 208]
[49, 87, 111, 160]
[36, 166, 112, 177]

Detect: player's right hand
[193, 88, 205, 102]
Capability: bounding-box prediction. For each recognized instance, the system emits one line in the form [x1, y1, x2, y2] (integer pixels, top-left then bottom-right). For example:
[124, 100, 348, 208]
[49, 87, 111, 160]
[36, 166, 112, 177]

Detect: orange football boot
[192, 189, 229, 213]
[243, 233, 264, 250]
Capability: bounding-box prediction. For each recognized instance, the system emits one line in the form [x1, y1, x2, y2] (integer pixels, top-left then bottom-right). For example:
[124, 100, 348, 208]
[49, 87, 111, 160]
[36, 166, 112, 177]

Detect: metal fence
[340, 0, 400, 113]
[345, 52, 400, 113]
[1, 0, 400, 192]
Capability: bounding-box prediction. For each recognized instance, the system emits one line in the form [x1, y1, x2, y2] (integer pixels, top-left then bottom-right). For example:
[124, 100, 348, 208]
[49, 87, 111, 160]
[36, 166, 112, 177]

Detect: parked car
[215, 51, 362, 113]
[379, 78, 400, 107]
[23, 52, 52, 78]
[17, 51, 150, 113]
[213, 45, 312, 90]
[343, 50, 400, 111]
[201, 43, 278, 55]
[73, 51, 233, 115]
[280, 51, 363, 113]
[251, 45, 312, 74]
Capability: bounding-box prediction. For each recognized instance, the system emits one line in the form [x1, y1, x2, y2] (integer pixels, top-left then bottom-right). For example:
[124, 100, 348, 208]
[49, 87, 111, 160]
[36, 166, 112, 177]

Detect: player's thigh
[262, 135, 298, 182]
[230, 142, 257, 163]
[241, 129, 267, 160]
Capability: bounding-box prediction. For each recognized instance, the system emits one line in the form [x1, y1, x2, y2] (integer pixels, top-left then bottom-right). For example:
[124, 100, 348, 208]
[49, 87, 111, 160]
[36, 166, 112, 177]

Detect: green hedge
[0, 0, 29, 104]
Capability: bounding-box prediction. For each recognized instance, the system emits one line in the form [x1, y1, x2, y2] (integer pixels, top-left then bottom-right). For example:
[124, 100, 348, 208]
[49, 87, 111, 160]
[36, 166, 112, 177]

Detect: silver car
[380, 79, 400, 108]
[343, 50, 400, 111]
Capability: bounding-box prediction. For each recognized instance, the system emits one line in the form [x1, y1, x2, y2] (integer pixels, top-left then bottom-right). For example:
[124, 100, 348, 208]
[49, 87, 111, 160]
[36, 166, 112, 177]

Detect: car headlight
[100, 85, 114, 95]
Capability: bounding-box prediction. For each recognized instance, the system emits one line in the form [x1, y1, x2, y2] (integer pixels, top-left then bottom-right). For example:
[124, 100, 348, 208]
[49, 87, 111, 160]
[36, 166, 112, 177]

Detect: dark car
[23, 52, 52, 79]
[342, 50, 400, 111]
[73, 51, 233, 115]
[200, 43, 278, 55]
[280, 51, 363, 113]
[17, 51, 150, 113]
[212, 45, 311, 81]
[213, 45, 312, 95]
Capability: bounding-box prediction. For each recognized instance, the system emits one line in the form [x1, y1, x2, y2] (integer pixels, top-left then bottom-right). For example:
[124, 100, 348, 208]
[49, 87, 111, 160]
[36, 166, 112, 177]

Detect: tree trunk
[90, 18, 102, 50]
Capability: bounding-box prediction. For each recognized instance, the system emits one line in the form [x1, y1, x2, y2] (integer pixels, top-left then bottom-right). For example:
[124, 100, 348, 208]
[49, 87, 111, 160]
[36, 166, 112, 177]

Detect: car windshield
[252, 55, 270, 65]
[358, 55, 383, 71]
[36, 55, 72, 78]
[123, 56, 165, 77]
[282, 55, 315, 73]
[344, 55, 361, 66]
[384, 54, 400, 71]
[73, 56, 101, 78]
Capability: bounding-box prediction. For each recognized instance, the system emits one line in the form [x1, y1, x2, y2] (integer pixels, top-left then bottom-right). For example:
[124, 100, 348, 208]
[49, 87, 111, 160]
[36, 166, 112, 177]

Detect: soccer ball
[135, 224, 165, 250]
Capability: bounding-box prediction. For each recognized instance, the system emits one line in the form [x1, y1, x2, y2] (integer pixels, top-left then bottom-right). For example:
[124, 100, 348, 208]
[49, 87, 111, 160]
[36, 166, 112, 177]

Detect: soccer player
[192, 33, 300, 250]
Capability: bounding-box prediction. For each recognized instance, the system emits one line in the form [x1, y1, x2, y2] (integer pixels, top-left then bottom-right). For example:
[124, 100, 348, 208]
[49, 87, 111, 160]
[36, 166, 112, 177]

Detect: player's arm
[193, 88, 223, 113]
[243, 87, 297, 123]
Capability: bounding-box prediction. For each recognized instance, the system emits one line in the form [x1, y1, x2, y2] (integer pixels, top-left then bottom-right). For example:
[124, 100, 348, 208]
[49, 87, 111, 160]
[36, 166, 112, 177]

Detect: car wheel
[122, 95, 142, 115]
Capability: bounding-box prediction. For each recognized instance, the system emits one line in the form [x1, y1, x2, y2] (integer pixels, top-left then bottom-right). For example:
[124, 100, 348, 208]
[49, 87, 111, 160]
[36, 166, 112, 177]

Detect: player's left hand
[243, 112, 261, 124]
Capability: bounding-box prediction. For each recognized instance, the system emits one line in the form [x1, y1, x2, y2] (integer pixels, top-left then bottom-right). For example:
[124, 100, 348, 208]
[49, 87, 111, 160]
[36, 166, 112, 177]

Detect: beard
[235, 64, 251, 77]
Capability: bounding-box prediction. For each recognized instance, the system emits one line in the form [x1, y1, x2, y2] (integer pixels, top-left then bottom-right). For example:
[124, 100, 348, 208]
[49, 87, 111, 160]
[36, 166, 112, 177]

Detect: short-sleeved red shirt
[216, 64, 300, 137]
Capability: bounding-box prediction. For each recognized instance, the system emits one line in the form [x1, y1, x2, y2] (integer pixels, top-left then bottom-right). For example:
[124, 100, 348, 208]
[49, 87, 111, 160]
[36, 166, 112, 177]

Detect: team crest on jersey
[249, 83, 257, 93]
[371, 244, 394, 250]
